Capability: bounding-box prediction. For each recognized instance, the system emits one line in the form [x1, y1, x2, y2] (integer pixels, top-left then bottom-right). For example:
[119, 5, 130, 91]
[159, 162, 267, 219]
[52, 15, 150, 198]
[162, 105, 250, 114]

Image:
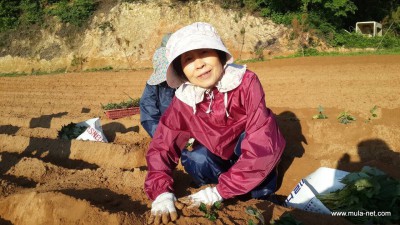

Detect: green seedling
[337, 111, 356, 124]
[245, 206, 265, 225]
[370, 105, 378, 117]
[101, 97, 140, 110]
[366, 105, 378, 123]
[199, 201, 221, 221]
[312, 105, 328, 119]
[270, 213, 304, 225]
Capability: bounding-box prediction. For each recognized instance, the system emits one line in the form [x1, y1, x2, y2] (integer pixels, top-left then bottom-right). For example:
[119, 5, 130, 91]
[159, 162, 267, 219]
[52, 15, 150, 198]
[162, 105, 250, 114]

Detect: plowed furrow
[0, 92, 141, 102]
[0, 115, 141, 132]
[0, 191, 145, 225]
[0, 105, 104, 118]
[0, 134, 146, 169]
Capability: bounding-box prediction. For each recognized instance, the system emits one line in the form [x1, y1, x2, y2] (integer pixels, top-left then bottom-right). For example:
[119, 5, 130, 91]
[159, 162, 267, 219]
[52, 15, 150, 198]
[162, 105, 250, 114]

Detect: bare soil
[0, 55, 399, 225]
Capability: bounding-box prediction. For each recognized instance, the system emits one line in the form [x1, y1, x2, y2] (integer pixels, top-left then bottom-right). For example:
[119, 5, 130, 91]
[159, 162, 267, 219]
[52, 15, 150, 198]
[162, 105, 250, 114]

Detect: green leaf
[337, 111, 356, 124]
[206, 213, 217, 221]
[245, 206, 258, 216]
[245, 206, 265, 225]
[213, 201, 222, 210]
[362, 166, 385, 176]
[57, 122, 87, 140]
[317, 166, 400, 224]
[199, 203, 207, 213]
[248, 219, 256, 225]
[370, 105, 378, 113]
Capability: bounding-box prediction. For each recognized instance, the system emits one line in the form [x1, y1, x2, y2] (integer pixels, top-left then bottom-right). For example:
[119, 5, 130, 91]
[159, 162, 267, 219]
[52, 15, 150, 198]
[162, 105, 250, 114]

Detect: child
[145, 22, 285, 224]
[140, 34, 175, 137]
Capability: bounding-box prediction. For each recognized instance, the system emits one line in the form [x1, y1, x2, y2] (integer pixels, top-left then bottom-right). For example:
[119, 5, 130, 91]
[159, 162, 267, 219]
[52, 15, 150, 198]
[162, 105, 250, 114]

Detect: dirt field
[0, 55, 399, 225]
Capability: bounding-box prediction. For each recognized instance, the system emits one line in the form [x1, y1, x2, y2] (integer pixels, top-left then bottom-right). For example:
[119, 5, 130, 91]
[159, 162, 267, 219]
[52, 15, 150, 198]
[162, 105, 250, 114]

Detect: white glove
[149, 192, 178, 224]
[189, 187, 223, 206]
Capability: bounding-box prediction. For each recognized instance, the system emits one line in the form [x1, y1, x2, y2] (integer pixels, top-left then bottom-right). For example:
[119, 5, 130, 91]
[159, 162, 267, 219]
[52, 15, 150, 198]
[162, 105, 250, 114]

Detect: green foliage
[365, 105, 378, 123]
[0, 71, 28, 77]
[121, 0, 144, 2]
[0, 0, 21, 32]
[199, 201, 221, 221]
[337, 111, 356, 124]
[232, 0, 399, 51]
[216, 0, 243, 9]
[369, 105, 378, 118]
[312, 105, 328, 119]
[270, 213, 304, 225]
[46, 0, 97, 26]
[245, 206, 265, 225]
[295, 47, 319, 56]
[85, 66, 113, 72]
[318, 166, 400, 224]
[319, 0, 357, 18]
[331, 32, 400, 49]
[0, 68, 67, 77]
[388, 6, 400, 35]
[101, 98, 140, 110]
[19, 0, 43, 25]
[58, 122, 87, 140]
[269, 12, 298, 26]
[0, 0, 96, 31]
[248, 219, 256, 225]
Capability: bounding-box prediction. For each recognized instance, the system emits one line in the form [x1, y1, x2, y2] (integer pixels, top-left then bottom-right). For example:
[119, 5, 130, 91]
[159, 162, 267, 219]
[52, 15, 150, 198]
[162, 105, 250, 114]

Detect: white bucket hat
[165, 22, 233, 88]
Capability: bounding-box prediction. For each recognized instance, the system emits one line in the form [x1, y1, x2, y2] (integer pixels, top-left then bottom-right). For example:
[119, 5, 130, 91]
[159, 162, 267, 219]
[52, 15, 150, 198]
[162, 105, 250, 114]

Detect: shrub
[0, 0, 20, 31]
[46, 0, 97, 26]
[19, 0, 43, 25]
[331, 32, 400, 49]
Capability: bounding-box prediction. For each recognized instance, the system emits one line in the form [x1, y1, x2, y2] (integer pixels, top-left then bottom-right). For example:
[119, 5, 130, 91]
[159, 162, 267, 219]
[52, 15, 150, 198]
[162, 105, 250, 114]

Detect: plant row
[312, 105, 378, 124]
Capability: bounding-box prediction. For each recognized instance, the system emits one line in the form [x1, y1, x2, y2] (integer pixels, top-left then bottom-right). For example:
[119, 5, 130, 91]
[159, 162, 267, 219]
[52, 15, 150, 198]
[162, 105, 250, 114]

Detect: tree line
[0, 0, 399, 50]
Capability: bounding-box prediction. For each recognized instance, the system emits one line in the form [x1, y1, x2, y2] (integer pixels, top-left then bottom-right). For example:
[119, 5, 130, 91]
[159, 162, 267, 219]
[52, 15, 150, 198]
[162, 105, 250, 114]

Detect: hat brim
[166, 35, 233, 89]
[147, 47, 168, 85]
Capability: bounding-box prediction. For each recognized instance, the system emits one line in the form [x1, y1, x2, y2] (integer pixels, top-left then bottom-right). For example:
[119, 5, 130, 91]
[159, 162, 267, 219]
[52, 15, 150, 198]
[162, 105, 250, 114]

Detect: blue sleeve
[158, 83, 175, 115]
[140, 84, 161, 138]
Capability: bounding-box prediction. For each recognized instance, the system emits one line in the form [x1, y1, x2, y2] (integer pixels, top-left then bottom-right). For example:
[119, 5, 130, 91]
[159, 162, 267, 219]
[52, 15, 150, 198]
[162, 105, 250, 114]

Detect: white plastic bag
[76, 118, 108, 143]
[284, 167, 349, 214]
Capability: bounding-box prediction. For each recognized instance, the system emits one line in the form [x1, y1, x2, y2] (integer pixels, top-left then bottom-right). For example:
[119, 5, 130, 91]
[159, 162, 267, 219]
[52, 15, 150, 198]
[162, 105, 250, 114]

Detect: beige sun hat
[165, 22, 233, 88]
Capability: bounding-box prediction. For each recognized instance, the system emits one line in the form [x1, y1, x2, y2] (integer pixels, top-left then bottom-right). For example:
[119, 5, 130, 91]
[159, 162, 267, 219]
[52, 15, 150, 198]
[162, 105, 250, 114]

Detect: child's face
[180, 49, 223, 89]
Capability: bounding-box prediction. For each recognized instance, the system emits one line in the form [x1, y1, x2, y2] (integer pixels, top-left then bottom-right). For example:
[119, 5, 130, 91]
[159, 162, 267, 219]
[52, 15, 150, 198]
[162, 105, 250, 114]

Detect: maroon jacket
[144, 69, 286, 200]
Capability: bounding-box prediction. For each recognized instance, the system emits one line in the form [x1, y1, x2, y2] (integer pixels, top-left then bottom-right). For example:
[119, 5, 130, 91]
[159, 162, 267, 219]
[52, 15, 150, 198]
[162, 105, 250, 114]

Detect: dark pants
[181, 133, 278, 199]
